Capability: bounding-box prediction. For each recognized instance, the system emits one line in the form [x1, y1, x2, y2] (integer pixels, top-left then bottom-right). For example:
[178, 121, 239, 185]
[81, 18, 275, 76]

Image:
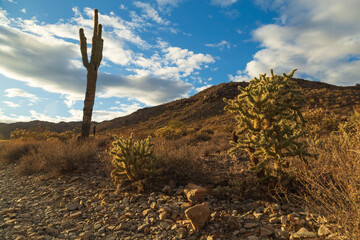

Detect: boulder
[184, 183, 207, 203]
[185, 202, 210, 230]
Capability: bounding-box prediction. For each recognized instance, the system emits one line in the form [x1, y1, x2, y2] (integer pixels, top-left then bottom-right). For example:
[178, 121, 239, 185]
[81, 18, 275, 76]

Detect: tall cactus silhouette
[79, 9, 103, 139]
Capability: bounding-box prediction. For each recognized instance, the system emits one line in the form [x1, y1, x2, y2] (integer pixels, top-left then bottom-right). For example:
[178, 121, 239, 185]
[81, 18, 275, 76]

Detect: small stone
[44, 227, 59, 236]
[150, 202, 157, 209]
[260, 227, 273, 236]
[162, 185, 173, 195]
[159, 212, 168, 221]
[318, 225, 331, 237]
[94, 222, 102, 231]
[185, 202, 210, 230]
[69, 211, 82, 219]
[160, 221, 169, 230]
[244, 222, 259, 228]
[177, 227, 187, 238]
[275, 228, 288, 239]
[247, 236, 259, 240]
[80, 231, 93, 240]
[142, 209, 151, 216]
[210, 211, 220, 218]
[137, 223, 149, 232]
[291, 227, 317, 239]
[233, 230, 240, 236]
[66, 203, 78, 211]
[184, 183, 207, 203]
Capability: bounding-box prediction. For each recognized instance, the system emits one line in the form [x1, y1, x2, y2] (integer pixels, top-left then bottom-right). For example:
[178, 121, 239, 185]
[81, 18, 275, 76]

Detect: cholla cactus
[110, 133, 155, 182]
[224, 69, 310, 179]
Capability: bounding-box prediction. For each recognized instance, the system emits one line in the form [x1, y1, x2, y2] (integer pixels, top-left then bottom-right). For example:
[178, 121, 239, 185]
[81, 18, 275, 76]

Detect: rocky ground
[0, 159, 338, 240]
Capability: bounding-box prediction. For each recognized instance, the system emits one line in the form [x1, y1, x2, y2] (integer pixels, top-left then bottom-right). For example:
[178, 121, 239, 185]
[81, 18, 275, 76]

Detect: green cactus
[109, 133, 155, 182]
[79, 9, 104, 139]
[224, 69, 310, 180]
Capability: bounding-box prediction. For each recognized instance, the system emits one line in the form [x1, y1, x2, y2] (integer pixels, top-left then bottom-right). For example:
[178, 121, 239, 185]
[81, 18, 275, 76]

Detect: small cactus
[109, 133, 156, 183]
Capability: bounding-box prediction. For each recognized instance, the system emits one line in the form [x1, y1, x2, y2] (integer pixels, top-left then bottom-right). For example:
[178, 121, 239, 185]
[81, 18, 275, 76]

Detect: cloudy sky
[0, 0, 359, 123]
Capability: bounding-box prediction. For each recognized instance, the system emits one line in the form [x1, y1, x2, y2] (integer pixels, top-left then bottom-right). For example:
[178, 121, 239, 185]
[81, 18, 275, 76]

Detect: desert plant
[15, 139, 97, 175]
[10, 126, 76, 141]
[79, 9, 104, 139]
[224, 69, 310, 181]
[109, 133, 158, 183]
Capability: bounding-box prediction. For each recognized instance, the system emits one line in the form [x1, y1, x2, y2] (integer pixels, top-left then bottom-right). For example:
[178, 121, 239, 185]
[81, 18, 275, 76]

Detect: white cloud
[211, 0, 237, 7]
[20, 8, 26, 14]
[8, 0, 17, 3]
[3, 101, 20, 108]
[156, 0, 182, 7]
[0, 7, 215, 123]
[134, 1, 170, 25]
[0, 109, 31, 123]
[235, 0, 360, 86]
[195, 84, 213, 92]
[205, 40, 231, 50]
[4, 88, 40, 102]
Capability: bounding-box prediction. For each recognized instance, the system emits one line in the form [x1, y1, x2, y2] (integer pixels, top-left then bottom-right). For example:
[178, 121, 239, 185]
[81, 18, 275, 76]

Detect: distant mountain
[1, 78, 360, 139]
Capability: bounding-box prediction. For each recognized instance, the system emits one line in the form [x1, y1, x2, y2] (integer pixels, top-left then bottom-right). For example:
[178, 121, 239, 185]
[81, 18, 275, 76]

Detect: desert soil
[0, 158, 334, 240]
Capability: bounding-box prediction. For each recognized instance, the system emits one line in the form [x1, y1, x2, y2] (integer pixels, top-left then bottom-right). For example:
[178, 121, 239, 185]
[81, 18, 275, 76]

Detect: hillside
[1, 78, 360, 138]
[97, 78, 360, 133]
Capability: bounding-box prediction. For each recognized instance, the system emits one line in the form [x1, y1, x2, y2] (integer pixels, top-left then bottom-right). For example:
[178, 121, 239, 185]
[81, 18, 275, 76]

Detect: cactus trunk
[79, 9, 103, 139]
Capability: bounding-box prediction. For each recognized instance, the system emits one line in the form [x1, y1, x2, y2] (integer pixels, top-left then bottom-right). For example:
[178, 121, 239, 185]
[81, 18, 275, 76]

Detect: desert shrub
[287, 132, 360, 239]
[224, 69, 310, 182]
[10, 126, 76, 141]
[303, 107, 341, 136]
[154, 120, 187, 139]
[338, 106, 360, 142]
[0, 140, 40, 164]
[109, 133, 162, 184]
[15, 139, 97, 176]
[153, 137, 210, 185]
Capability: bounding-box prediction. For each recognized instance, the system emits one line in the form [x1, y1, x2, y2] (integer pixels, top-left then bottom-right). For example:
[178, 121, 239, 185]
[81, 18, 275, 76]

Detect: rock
[137, 223, 149, 232]
[80, 231, 93, 240]
[66, 203, 78, 211]
[162, 185, 173, 195]
[142, 209, 151, 216]
[177, 227, 187, 238]
[44, 226, 59, 236]
[274, 228, 288, 239]
[244, 222, 259, 228]
[185, 202, 210, 230]
[69, 211, 82, 219]
[291, 227, 317, 239]
[318, 225, 331, 237]
[159, 212, 167, 220]
[247, 236, 259, 240]
[184, 183, 207, 203]
[233, 230, 240, 236]
[260, 227, 273, 236]
[93, 222, 102, 231]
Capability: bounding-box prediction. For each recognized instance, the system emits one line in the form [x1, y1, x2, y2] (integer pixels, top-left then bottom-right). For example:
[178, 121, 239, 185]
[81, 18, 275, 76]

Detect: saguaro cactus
[79, 9, 103, 139]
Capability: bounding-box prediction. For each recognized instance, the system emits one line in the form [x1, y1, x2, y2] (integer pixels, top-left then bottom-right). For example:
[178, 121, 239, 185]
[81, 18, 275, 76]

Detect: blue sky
[0, 0, 359, 123]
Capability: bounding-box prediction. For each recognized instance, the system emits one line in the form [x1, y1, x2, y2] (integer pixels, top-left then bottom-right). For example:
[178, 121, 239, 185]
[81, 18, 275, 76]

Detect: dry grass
[14, 139, 98, 176]
[0, 140, 40, 164]
[152, 131, 231, 185]
[285, 134, 360, 239]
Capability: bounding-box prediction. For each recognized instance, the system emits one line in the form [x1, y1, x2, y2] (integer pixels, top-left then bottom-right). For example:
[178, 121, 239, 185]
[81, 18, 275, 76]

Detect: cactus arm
[79, 28, 89, 68]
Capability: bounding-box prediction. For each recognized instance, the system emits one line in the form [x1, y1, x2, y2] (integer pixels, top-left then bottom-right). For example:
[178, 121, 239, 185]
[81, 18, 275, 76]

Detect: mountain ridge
[1, 78, 360, 139]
